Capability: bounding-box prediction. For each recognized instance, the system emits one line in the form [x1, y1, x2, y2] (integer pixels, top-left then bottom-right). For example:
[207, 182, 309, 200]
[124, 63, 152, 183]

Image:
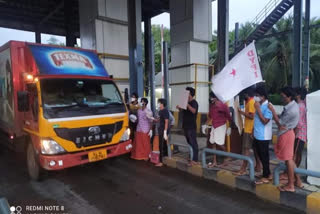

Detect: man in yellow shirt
[235, 88, 261, 175]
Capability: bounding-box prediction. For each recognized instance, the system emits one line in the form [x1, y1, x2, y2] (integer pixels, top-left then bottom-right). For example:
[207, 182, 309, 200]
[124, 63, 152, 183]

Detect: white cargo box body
[307, 90, 320, 185]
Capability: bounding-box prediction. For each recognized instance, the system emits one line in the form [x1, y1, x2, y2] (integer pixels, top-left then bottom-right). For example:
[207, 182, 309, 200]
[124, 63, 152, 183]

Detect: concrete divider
[163, 156, 320, 213]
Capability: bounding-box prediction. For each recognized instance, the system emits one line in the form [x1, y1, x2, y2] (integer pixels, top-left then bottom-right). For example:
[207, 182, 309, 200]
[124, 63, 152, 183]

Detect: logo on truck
[50, 51, 93, 69]
[88, 126, 101, 135]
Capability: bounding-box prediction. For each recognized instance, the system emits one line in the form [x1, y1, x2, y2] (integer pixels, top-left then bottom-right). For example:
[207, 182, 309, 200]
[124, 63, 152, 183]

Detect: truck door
[25, 83, 39, 132]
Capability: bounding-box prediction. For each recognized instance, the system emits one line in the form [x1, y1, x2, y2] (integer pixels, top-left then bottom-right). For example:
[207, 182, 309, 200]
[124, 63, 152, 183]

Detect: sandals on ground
[255, 178, 270, 185]
[278, 185, 295, 192]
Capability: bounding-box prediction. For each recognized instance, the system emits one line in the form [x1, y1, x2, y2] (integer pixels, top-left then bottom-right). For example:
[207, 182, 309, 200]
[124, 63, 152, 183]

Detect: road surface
[0, 145, 302, 214]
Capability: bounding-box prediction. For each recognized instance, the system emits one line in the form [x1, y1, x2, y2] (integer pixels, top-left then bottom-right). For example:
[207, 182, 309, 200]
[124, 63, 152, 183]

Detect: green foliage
[142, 25, 170, 92]
[46, 36, 65, 46]
[269, 94, 282, 105]
[150, 25, 170, 74]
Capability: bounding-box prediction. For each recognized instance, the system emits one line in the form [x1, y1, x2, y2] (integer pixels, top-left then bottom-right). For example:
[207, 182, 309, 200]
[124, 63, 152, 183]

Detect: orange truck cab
[0, 41, 132, 180]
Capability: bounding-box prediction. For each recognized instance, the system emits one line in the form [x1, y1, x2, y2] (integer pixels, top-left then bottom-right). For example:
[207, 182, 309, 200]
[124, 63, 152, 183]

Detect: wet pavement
[0, 144, 302, 214]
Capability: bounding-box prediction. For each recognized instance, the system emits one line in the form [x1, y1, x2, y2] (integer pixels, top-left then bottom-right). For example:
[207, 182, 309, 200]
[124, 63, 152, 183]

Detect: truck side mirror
[17, 91, 30, 112]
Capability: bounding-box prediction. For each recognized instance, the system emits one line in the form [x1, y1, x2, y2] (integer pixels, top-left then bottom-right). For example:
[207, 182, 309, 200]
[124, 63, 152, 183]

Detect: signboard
[28, 45, 109, 77]
[178, 90, 190, 110]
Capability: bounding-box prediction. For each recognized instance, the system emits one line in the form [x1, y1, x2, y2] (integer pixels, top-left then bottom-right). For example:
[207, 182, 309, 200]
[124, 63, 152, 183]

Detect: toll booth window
[40, 79, 125, 119]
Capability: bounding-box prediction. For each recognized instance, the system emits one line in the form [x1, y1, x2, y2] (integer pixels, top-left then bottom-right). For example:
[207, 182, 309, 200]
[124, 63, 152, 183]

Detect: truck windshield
[40, 78, 126, 119]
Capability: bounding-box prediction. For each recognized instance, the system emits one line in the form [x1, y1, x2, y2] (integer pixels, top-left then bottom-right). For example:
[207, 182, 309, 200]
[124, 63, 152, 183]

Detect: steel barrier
[167, 141, 193, 161]
[273, 163, 320, 186]
[201, 148, 255, 181]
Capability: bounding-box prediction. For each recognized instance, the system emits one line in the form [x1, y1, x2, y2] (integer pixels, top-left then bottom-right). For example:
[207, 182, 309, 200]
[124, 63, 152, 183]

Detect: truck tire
[27, 143, 43, 181]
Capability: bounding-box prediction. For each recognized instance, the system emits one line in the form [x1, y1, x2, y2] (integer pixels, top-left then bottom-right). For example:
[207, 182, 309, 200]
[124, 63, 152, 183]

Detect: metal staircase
[243, 0, 294, 45]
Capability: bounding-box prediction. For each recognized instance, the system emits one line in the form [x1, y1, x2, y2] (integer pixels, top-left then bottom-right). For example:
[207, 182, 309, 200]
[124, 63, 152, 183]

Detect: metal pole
[163, 41, 170, 108]
[145, 16, 155, 114]
[303, 0, 310, 89]
[217, 0, 229, 72]
[292, 0, 303, 87]
[234, 22, 239, 53]
[144, 17, 151, 97]
[161, 25, 164, 98]
[65, 0, 75, 47]
[35, 30, 41, 43]
[150, 36, 156, 114]
[194, 64, 198, 99]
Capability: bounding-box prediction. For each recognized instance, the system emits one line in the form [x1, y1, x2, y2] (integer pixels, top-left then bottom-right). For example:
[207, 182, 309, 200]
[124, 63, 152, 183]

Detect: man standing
[235, 88, 259, 175]
[269, 87, 302, 191]
[253, 86, 273, 185]
[177, 87, 199, 166]
[155, 98, 169, 167]
[207, 92, 232, 167]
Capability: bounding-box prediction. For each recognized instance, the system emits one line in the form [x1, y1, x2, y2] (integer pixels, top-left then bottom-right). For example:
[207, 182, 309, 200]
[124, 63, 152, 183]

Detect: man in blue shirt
[253, 86, 273, 185]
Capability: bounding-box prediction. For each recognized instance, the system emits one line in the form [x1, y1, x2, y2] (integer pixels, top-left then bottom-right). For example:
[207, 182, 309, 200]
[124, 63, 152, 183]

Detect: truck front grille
[54, 121, 123, 148]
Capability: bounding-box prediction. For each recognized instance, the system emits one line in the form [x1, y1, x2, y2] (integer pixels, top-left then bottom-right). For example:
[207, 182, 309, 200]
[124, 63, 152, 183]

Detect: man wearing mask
[207, 92, 232, 167]
[176, 87, 199, 166]
[269, 87, 302, 192]
[131, 98, 153, 161]
[235, 88, 260, 175]
[155, 98, 169, 167]
[253, 86, 273, 185]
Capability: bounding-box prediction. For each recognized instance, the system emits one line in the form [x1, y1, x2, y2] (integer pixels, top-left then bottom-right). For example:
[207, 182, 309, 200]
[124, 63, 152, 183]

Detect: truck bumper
[39, 140, 132, 170]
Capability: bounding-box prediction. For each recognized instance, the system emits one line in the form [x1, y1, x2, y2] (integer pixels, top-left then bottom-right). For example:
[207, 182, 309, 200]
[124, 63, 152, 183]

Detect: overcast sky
[0, 0, 319, 46]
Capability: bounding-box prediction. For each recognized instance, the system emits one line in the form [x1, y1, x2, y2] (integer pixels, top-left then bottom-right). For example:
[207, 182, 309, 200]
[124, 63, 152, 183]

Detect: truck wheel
[27, 143, 43, 181]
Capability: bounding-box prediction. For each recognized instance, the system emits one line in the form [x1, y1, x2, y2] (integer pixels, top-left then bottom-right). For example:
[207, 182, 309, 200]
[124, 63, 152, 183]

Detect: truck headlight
[41, 139, 66, 155]
[120, 128, 131, 142]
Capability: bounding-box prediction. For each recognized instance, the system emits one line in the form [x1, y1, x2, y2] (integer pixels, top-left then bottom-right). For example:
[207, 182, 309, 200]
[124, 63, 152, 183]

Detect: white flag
[211, 42, 263, 103]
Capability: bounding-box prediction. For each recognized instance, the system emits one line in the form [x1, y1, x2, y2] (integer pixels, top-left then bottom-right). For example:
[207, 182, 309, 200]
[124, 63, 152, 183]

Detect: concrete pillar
[169, 0, 212, 113]
[128, 0, 143, 97]
[79, 0, 130, 94]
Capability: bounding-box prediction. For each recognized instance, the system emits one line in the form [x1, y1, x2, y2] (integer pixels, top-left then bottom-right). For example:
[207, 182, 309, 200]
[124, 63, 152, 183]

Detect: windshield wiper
[85, 102, 124, 111]
[104, 101, 123, 106]
[47, 102, 89, 112]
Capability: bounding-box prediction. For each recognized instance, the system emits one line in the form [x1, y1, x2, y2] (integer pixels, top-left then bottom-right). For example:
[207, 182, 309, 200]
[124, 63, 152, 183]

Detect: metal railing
[201, 148, 255, 181]
[98, 52, 129, 60]
[169, 63, 214, 99]
[273, 163, 320, 186]
[252, 0, 282, 26]
[167, 141, 194, 161]
[244, 0, 283, 41]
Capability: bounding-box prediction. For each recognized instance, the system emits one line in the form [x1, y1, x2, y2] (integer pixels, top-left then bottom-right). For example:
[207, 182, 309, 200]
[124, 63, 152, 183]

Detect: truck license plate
[88, 150, 107, 162]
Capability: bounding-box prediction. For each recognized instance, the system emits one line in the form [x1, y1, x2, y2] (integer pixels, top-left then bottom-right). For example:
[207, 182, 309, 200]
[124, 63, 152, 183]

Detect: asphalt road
[0, 145, 302, 214]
